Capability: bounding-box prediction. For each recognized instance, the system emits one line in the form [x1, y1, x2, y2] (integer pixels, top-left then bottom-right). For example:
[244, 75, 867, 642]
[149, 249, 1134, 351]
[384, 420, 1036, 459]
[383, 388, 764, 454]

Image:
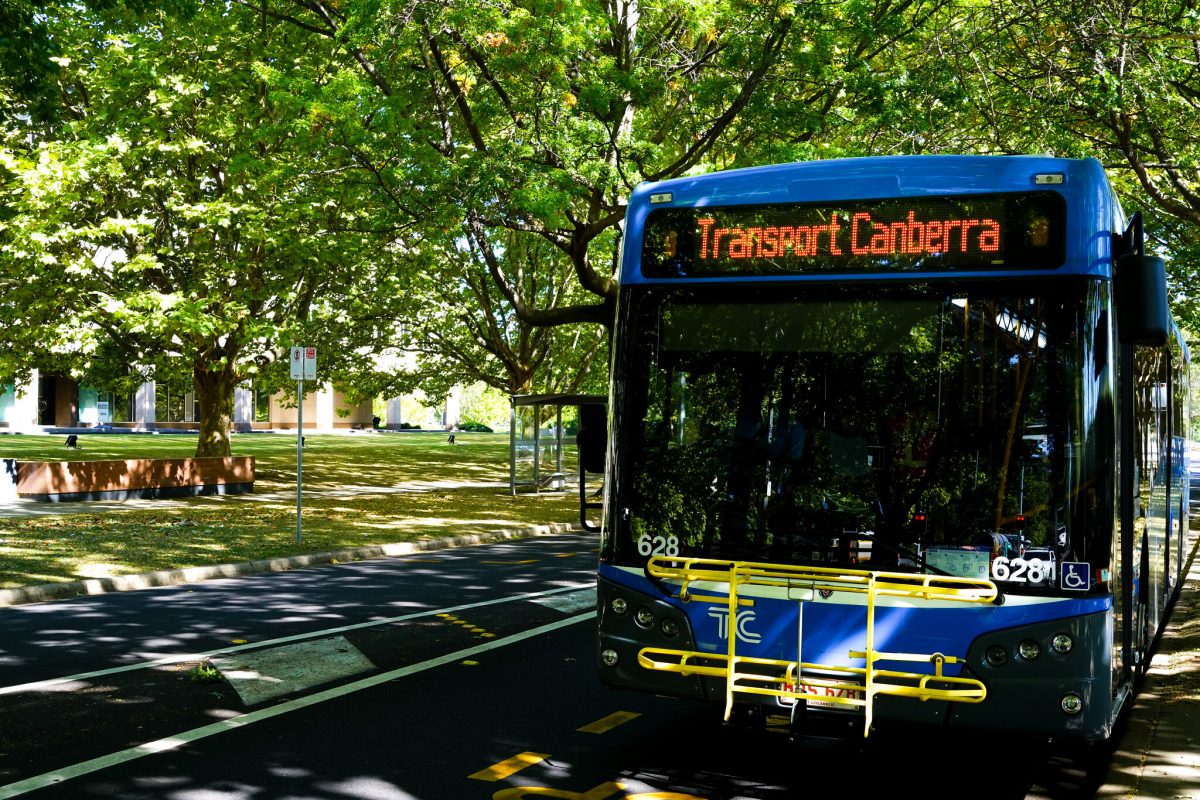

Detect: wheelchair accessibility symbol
[1061, 562, 1090, 591]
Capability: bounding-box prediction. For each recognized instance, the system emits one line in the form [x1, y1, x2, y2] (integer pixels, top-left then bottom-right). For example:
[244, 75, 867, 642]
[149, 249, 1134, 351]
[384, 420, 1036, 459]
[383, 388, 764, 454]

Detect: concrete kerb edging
[0, 521, 582, 608]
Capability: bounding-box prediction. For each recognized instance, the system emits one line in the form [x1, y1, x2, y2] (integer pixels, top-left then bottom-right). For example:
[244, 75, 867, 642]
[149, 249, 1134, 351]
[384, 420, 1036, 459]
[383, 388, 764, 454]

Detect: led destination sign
[697, 209, 1000, 260]
[642, 192, 1065, 277]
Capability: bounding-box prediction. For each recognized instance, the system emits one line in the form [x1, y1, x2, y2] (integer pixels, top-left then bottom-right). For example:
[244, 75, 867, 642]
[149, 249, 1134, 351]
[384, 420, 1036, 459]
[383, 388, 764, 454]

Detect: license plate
[780, 680, 865, 711]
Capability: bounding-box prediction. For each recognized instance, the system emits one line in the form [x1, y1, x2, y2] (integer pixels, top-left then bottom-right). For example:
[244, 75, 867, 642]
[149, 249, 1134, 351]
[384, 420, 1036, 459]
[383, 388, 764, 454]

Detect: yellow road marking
[554, 553, 578, 558]
[469, 751, 550, 782]
[576, 711, 641, 734]
[492, 783, 704, 800]
[492, 781, 623, 799]
[437, 613, 498, 638]
[480, 559, 540, 565]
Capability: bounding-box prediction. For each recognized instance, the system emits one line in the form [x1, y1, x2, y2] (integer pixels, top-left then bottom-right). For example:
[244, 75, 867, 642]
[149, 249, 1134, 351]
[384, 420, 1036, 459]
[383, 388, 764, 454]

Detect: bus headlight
[1018, 639, 1041, 661]
[610, 597, 628, 615]
[1060, 693, 1083, 715]
[1051, 634, 1073, 654]
[660, 618, 679, 638]
[601, 649, 619, 667]
[985, 646, 1008, 667]
[635, 607, 655, 627]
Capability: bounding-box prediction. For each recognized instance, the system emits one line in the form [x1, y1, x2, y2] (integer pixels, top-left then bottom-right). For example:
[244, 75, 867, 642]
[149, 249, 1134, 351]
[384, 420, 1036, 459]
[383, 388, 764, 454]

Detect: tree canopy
[1, 3, 375, 454]
[4, 0, 1200, 449]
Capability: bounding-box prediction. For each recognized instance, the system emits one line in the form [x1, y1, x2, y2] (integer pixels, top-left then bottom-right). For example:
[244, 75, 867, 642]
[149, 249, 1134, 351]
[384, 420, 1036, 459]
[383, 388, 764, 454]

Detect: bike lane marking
[469, 752, 551, 782]
[491, 781, 704, 799]
[576, 711, 641, 734]
[0, 611, 595, 799]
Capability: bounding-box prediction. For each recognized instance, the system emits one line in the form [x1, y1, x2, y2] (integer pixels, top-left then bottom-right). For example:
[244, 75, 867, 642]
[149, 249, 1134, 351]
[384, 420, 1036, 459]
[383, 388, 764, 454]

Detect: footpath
[0, 493, 1196, 798]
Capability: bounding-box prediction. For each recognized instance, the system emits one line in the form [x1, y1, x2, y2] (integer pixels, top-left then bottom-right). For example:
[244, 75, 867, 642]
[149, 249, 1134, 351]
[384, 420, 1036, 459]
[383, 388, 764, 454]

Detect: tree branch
[425, 25, 486, 152]
[644, 14, 794, 181]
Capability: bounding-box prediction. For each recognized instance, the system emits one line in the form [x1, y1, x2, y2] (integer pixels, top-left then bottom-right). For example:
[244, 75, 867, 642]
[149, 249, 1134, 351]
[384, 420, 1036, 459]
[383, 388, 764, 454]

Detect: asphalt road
[0, 534, 597, 688]
[0, 532, 1156, 800]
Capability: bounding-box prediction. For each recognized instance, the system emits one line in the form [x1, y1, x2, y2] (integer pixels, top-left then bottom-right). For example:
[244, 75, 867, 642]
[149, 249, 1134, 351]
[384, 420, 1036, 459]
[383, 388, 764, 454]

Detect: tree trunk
[193, 363, 238, 458]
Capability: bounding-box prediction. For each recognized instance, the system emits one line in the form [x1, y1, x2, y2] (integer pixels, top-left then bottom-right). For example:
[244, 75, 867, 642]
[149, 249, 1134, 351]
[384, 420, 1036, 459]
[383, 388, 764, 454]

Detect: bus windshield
[613, 284, 1093, 585]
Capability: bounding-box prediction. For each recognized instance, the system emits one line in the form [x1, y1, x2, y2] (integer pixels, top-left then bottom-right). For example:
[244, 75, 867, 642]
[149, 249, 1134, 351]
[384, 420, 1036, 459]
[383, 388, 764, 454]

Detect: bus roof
[621, 155, 1117, 284]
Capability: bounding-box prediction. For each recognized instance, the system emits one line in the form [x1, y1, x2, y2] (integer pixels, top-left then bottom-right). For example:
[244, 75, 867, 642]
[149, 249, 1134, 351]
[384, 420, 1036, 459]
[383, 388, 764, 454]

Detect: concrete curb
[0, 521, 582, 608]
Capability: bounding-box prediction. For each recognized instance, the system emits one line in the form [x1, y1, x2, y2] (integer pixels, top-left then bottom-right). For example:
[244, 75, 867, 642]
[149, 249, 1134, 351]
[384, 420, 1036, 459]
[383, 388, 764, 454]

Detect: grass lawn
[0, 431, 583, 589]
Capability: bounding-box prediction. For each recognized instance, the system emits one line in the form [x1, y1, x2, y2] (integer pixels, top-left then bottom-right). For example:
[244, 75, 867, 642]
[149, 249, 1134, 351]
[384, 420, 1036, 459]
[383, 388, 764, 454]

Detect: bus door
[1167, 347, 1188, 596]
[1117, 341, 1144, 681]
[1121, 343, 1169, 674]
[1114, 220, 1174, 678]
[1144, 349, 1171, 642]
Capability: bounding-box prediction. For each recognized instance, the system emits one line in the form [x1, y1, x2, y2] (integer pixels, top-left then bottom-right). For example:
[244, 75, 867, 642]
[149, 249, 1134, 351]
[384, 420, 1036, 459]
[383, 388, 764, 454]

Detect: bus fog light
[1060, 693, 1083, 715]
[660, 618, 679, 637]
[635, 607, 655, 627]
[985, 646, 1008, 667]
[1051, 634, 1073, 654]
[610, 597, 628, 615]
[1018, 639, 1041, 660]
[601, 649, 619, 667]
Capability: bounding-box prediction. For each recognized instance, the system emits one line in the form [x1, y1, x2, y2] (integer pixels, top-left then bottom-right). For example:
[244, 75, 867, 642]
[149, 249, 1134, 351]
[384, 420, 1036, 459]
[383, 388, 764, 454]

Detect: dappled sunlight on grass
[0, 431, 576, 491]
[0, 432, 583, 588]
[75, 563, 128, 580]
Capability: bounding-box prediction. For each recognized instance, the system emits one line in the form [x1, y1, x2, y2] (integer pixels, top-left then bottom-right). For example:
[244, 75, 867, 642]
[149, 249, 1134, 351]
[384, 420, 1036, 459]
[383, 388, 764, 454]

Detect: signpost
[291, 346, 316, 544]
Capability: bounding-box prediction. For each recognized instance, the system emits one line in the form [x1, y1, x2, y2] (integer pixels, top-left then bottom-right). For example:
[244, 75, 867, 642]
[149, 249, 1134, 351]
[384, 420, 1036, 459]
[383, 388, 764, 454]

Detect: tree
[912, 0, 1200, 330]
[0, 1, 183, 127]
[0, 4, 375, 455]
[220, 0, 960, 405]
[0, 0, 61, 127]
[310, 222, 607, 422]
[256, 0, 946, 320]
[367, 228, 607, 398]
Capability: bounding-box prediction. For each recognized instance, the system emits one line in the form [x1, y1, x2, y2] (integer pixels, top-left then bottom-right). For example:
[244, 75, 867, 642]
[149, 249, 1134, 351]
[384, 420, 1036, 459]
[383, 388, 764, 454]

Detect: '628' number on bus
[992, 556, 1050, 584]
[636, 534, 680, 558]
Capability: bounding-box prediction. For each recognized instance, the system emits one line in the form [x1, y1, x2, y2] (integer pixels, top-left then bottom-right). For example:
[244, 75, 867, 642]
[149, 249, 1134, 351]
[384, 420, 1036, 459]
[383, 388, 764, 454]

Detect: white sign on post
[291, 346, 317, 380]
[291, 345, 316, 545]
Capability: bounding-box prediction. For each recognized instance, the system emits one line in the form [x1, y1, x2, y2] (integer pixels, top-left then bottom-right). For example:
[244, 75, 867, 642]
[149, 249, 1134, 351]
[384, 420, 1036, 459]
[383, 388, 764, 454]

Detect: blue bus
[586, 156, 1191, 740]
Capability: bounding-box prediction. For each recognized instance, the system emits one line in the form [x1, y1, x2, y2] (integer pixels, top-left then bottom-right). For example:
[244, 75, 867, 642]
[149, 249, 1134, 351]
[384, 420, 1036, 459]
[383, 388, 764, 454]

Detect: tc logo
[707, 607, 762, 644]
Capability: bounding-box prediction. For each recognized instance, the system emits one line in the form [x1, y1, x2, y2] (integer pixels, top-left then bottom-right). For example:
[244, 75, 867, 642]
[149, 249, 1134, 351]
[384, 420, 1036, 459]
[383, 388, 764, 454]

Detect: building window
[95, 392, 133, 423]
[254, 387, 271, 423]
[0, 385, 14, 424]
[155, 384, 194, 423]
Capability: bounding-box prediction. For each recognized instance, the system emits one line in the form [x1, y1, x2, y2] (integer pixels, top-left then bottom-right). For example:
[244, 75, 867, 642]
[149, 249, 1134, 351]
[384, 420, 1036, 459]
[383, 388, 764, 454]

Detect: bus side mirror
[577, 404, 607, 474]
[1114, 254, 1168, 346]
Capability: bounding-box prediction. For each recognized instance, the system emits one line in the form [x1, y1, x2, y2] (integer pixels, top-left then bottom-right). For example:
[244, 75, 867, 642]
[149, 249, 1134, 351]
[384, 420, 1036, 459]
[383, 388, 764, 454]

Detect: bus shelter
[509, 393, 605, 496]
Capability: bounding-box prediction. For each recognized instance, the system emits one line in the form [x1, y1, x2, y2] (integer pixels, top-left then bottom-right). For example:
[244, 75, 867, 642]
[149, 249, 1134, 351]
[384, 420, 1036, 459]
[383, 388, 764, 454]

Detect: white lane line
[0, 611, 596, 799]
[0, 582, 593, 696]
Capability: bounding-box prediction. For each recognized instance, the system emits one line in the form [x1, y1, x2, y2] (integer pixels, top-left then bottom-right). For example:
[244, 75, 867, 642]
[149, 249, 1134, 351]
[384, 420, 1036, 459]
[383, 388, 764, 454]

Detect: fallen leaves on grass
[0, 432, 582, 588]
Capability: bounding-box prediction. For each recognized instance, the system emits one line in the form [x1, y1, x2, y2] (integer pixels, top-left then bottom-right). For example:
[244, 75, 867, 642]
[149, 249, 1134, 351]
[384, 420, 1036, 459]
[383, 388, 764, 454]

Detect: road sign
[290, 346, 317, 380]
[290, 345, 316, 545]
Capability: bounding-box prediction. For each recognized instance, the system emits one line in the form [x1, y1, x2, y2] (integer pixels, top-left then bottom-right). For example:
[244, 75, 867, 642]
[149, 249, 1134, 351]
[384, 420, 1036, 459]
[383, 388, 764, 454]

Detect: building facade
[0, 371, 373, 432]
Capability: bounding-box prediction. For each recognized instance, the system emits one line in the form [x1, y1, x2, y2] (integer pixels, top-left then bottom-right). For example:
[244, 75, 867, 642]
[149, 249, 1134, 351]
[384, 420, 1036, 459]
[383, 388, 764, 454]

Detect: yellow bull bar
[638, 555, 998, 737]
